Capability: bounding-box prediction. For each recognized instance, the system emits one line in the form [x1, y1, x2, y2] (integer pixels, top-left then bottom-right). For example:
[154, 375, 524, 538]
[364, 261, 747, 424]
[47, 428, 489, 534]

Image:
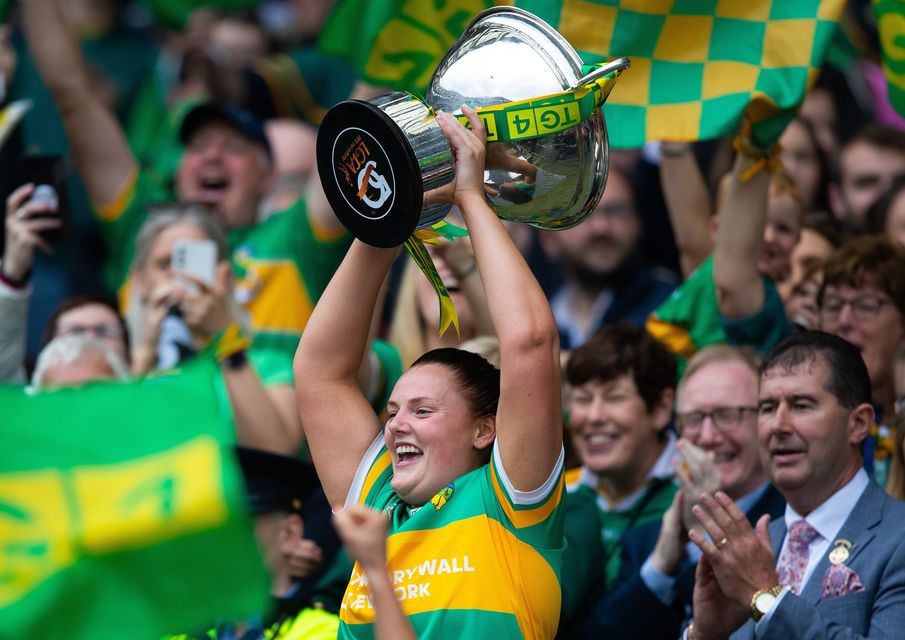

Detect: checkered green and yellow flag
[516, 0, 846, 148]
[875, 0, 905, 120]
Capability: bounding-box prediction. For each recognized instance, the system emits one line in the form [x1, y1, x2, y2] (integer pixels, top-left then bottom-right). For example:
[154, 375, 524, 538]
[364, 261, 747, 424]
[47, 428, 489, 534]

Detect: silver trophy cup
[317, 6, 628, 248]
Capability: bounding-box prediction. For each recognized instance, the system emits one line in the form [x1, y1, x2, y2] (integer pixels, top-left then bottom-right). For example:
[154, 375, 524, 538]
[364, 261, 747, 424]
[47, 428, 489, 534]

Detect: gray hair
[128, 204, 248, 355]
[32, 335, 131, 388]
[133, 203, 230, 271]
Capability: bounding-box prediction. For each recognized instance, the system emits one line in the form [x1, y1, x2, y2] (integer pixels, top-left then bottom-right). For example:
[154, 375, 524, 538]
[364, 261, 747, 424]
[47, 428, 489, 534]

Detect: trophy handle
[568, 57, 631, 92]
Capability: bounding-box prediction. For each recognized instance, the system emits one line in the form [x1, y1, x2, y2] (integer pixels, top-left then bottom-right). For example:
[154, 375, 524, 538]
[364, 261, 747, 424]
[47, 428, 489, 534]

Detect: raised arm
[713, 152, 770, 319]
[659, 142, 713, 277]
[294, 241, 397, 508]
[21, 0, 137, 209]
[436, 108, 562, 492]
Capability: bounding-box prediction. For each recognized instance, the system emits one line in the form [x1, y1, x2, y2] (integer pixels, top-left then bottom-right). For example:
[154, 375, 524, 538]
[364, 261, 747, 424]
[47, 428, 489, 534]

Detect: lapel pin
[829, 539, 853, 565]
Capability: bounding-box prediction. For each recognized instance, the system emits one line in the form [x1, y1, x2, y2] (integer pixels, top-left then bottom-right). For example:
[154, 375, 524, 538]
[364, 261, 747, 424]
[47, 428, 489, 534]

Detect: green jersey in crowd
[646, 255, 791, 378]
[561, 435, 679, 603]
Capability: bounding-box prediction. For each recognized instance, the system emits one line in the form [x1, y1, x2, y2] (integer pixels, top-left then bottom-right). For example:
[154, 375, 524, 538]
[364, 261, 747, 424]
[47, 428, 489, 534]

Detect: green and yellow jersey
[646, 255, 791, 379]
[340, 438, 567, 639]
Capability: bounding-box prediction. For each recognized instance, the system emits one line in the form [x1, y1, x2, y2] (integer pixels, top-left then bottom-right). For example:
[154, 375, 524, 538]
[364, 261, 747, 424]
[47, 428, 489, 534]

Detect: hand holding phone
[171, 239, 217, 291]
[15, 155, 66, 246]
[3, 183, 62, 281]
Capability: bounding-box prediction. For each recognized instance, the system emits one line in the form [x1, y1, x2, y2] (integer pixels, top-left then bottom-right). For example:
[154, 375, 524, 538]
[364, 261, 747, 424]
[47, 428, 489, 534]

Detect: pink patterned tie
[777, 520, 820, 593]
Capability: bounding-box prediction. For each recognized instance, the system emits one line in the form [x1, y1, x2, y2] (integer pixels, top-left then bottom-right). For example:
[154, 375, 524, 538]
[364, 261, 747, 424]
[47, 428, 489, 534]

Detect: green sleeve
[248, 347, 294, 387]
[96, 171, 172, 290]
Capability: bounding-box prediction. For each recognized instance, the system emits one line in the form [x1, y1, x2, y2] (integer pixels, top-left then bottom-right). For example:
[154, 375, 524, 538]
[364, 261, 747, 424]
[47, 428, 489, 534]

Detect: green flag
[0, 357, 268, 639]
[516, 0, 846, 148]
[875, 0, 905, 119]
[318, 0, 501, 93]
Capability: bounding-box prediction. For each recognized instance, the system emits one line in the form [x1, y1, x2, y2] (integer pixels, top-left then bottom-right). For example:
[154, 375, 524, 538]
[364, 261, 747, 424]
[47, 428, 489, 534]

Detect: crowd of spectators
[4, 1, 905, 639]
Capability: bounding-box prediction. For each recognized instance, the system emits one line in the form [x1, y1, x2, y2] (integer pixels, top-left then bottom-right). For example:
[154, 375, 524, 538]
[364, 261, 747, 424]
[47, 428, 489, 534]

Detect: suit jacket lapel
[799, 481, 882, 603]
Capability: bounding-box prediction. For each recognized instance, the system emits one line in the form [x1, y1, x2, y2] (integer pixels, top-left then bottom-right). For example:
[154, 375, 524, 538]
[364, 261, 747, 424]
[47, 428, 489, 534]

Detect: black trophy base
[316, 99, 424, 248]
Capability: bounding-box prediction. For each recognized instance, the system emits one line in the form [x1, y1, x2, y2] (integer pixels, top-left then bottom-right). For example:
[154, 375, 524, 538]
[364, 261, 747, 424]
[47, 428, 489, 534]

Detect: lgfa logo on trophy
[332, 127, 395, 220]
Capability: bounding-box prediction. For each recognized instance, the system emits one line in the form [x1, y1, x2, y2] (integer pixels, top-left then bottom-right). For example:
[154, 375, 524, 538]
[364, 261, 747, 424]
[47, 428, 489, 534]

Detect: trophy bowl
[317, 6, 625, 248]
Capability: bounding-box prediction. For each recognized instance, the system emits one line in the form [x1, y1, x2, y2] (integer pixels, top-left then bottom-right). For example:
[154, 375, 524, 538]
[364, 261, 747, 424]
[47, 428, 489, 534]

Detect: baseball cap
[179, 101, 273, 161]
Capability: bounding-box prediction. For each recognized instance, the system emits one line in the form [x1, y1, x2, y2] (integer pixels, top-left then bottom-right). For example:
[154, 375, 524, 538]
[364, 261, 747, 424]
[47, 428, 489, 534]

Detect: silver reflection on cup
[316, 6, 628, 248]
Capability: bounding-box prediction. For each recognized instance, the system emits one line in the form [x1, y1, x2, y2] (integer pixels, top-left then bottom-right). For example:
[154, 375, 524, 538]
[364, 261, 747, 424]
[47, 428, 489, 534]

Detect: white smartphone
[171, 239, 217, 288]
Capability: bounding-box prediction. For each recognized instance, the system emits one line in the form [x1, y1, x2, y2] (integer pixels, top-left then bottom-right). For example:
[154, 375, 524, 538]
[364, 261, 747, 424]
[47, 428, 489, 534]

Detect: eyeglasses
[675, 406, 759, 435]
[820, 295, 891, 322]
[597, 203, 636, 219]
[57, 324, 123, 340]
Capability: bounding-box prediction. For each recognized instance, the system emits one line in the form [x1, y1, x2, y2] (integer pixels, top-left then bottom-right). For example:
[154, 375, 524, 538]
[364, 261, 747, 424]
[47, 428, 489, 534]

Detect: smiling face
[677, 359, 764, 500]
[568, 374, 669, 491]
[384, 363, 493, 506]
[175, 120, 273, 228]
[820, 283, 905, 396]
[757, 357, 868, 514]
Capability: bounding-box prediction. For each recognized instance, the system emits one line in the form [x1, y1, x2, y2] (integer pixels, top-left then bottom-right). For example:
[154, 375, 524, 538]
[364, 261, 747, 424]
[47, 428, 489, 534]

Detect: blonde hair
[459, 335, 501, 368]
[127, 204, 249, 356]
[388, 261, 428, 369]
[32, 335, 131, 388]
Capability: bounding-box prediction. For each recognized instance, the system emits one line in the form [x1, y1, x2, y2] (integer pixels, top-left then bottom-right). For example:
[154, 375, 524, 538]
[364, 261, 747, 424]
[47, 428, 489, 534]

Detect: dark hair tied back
[411, 348, 501, 417]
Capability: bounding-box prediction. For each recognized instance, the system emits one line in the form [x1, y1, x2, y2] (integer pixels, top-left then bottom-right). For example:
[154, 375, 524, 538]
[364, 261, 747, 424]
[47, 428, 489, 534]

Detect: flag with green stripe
[515, 0, 846, 148]
[318, 0, 503, 93]
[0, 357, 268, 639]
[875, 0, 905, 119]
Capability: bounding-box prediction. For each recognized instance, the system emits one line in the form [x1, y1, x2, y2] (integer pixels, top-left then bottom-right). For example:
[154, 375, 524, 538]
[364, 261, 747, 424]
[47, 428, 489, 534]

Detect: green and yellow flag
[875, 0, 905, 119]
[0, 357, 268, 639]
[318, 0, 507, 93]
[516, 0, 846, 148]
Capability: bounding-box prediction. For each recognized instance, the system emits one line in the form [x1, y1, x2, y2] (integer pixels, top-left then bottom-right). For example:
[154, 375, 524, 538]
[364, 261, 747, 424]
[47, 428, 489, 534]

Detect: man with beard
[539, 167, 677, 350]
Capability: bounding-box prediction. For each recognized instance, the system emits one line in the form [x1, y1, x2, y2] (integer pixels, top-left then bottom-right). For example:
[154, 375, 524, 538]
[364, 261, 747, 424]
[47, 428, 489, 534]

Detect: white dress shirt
[756, 469, 870, 630]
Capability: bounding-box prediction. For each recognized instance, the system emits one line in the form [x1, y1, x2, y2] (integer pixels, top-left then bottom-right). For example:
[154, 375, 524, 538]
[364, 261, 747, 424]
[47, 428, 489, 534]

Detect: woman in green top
[294, 107, 566, 639]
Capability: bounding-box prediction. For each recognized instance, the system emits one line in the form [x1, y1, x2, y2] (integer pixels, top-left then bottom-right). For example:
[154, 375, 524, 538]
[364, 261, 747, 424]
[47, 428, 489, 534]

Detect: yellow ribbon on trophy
[411, 60, 626, 337]
[453, 61, 623, 142]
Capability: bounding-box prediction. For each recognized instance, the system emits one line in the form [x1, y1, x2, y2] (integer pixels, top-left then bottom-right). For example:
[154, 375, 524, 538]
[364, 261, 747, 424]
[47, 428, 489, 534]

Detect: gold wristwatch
[750, 585, 783, 622]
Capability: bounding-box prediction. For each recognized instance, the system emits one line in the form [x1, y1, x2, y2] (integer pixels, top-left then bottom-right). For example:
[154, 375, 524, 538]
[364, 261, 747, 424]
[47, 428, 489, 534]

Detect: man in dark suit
[687, 331, 905, 640]
[579, 345, 785, 639]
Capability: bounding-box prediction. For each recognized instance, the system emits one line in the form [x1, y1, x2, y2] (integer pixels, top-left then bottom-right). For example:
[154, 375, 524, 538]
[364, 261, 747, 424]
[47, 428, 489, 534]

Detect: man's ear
[827, 182, 845, 221]
[280, 513, 303, 550]
[848, 402, 874, 446]
[473, 415, 496, 451]
[652, 387, 676, 433]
